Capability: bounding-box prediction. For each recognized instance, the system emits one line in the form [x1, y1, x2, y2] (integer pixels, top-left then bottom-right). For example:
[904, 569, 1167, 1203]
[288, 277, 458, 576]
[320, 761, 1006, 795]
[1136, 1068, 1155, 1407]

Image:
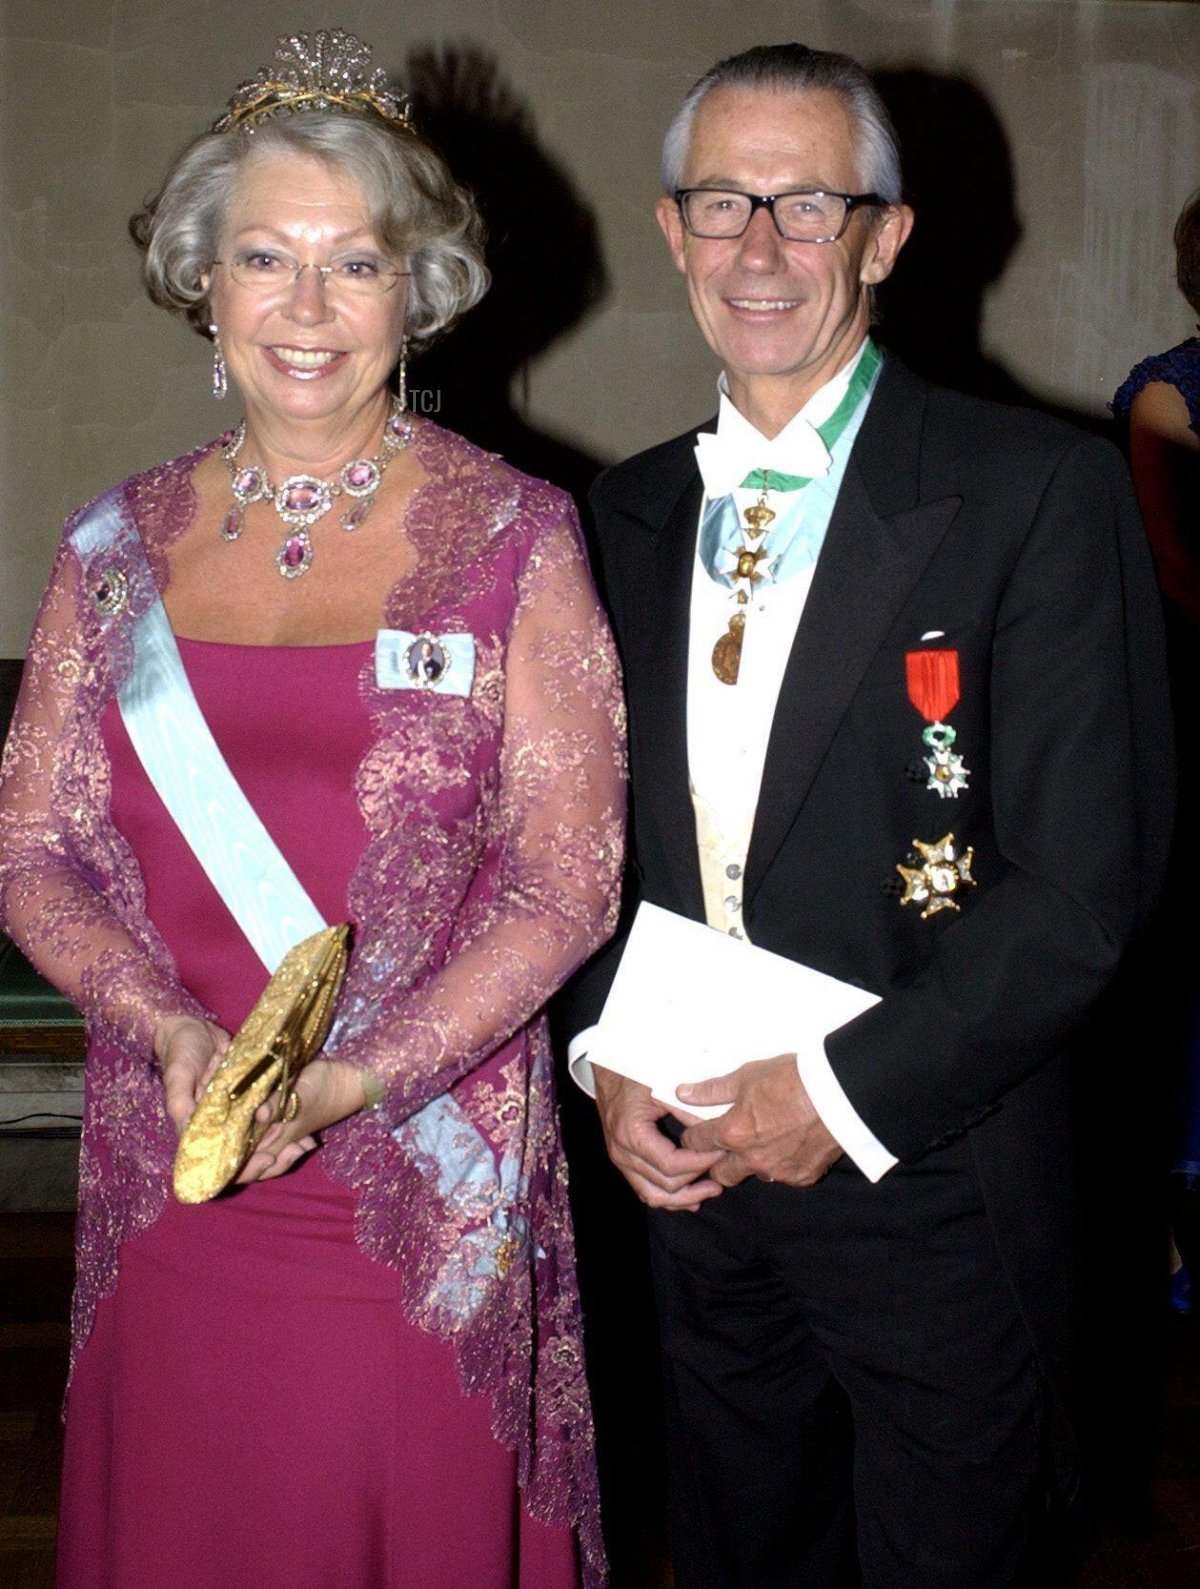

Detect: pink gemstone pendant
[220, 505, 244, 542]
[276, 476, 331, 527]
[386, 413, 414, 450]
[232, 466, 268, 505]
[341, 496, 375, 532]
[340, 459, 380, 496]
[277, 529, 314, 578]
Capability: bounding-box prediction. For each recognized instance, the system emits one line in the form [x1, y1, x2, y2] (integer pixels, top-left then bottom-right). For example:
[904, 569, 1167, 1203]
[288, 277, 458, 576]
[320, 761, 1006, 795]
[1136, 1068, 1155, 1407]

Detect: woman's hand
[235, 1059, 371, 1184]
[155, 1015, 231, 1133]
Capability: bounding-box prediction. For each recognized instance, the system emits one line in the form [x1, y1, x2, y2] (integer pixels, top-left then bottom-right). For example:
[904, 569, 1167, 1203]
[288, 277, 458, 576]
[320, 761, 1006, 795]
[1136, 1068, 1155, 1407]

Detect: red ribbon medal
[904, 648, 970, 800]
[905, 648, 959, 723]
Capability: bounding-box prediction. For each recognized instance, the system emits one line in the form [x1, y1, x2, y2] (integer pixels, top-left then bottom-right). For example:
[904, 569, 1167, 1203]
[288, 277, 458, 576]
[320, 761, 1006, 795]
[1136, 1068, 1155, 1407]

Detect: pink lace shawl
[0, 420, 626, 1583]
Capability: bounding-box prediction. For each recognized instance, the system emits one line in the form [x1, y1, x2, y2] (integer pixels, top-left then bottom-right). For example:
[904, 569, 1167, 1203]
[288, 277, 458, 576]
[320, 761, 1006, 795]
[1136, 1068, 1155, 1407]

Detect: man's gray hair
[130, 112, 488, 348]
[661, 44, 903, 204]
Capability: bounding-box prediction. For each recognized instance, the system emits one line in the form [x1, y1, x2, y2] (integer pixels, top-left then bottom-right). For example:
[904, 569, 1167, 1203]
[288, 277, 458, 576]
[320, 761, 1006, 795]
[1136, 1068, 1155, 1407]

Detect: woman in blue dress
[1113, 188, 1200, 1308]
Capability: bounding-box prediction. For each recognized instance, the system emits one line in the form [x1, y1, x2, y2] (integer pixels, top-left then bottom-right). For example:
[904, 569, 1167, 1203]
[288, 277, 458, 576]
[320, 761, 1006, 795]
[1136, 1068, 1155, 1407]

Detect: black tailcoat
[570, 356, 1173, 1427]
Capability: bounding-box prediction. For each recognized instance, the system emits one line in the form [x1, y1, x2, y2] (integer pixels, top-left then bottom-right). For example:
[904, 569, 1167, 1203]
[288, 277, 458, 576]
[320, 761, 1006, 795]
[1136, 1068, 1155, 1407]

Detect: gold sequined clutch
[172, 924, 350, 1205]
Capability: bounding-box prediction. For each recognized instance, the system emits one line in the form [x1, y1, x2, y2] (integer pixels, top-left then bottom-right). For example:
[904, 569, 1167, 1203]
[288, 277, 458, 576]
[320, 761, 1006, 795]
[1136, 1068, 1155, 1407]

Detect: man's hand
[594, 1064, 724, 1211]
[677, 1054, 843, 1188]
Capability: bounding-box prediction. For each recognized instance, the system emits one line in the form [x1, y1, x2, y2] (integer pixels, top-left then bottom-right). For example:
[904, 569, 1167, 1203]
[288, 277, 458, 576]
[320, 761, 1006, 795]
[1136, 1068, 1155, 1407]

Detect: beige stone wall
[2, 0, 1198, 652]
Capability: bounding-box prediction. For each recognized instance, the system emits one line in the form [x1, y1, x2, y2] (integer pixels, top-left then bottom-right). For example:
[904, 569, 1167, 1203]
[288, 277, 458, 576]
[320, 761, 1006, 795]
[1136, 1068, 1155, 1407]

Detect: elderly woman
[0, 30, 622, 1589]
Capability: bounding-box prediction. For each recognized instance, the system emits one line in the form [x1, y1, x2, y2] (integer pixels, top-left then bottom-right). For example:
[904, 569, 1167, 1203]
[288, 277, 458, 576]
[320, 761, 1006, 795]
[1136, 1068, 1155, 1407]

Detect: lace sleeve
[332, 510, 626, 1123]
[0, 537, 208, 1051]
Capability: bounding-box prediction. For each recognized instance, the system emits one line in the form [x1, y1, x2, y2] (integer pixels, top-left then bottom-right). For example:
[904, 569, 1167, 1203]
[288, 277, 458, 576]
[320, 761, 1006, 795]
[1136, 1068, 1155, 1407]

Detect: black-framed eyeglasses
[674, 188, 884, 243]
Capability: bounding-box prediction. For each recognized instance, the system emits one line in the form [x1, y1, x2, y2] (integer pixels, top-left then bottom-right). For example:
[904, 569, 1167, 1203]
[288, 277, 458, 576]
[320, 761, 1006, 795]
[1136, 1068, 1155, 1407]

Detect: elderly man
[567, 41, 1172, 1588]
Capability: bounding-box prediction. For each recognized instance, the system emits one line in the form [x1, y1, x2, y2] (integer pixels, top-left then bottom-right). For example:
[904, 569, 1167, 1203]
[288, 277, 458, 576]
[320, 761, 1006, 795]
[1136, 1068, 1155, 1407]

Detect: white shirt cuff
[567, 1026, 599, 1098]
[796, 1041, 898, 1183]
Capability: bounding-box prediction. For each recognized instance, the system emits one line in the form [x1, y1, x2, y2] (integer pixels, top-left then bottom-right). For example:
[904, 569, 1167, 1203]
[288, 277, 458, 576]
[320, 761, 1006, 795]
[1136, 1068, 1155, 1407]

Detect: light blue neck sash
[699, 342, 883, 591]
[698, 491, 818, 590]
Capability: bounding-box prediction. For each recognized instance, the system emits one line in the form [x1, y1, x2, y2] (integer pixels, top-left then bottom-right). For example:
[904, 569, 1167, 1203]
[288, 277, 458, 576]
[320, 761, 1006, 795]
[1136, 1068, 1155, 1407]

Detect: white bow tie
[694, 420, 832, 500]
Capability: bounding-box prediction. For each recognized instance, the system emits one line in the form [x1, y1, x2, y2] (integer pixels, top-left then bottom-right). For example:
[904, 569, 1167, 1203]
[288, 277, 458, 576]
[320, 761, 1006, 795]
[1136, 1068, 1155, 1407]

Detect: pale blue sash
[118, 596, 325, 976]
[72, 491, 127, 559]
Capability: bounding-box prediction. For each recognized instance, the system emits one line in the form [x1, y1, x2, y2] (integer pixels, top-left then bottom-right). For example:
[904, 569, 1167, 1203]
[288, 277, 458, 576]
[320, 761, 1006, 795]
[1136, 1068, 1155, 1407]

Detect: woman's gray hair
[661, 44, 903, 205]
[130, 112, 489, 346]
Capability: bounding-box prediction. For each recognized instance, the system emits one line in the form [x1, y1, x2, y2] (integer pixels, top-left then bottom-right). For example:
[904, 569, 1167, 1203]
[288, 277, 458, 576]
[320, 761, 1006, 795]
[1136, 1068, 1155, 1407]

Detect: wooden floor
[1, 1211, 1198, 1588]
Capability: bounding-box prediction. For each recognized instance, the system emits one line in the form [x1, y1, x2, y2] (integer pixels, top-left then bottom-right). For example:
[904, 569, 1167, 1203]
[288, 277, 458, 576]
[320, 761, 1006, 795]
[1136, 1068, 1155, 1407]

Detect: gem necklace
[219, 398, 414, 579]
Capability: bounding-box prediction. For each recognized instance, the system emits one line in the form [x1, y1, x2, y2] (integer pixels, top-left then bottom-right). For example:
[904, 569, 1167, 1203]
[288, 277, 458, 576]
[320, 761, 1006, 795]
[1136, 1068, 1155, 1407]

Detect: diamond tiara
[212, 29, 412, 135]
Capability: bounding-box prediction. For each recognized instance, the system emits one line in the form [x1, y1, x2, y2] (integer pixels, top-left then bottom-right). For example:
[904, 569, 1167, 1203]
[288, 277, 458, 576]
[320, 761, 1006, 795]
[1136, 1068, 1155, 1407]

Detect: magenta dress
[54, 637, 578, 1588]
[0, 428, 621, 1587]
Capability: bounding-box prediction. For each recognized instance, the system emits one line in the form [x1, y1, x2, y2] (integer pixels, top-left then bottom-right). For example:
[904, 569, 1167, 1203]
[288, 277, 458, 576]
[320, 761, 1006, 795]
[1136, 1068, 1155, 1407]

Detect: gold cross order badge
[735, 542, 771, 585]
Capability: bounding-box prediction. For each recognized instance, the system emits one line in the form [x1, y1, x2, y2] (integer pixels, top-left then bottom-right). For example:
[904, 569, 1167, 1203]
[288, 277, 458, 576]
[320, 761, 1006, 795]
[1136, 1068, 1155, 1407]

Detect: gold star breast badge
[896, 833, 976, 919]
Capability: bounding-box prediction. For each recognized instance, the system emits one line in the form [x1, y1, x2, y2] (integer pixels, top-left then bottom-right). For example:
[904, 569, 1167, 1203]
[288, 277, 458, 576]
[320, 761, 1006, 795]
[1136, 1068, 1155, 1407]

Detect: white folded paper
[589, 902, 880, 1119]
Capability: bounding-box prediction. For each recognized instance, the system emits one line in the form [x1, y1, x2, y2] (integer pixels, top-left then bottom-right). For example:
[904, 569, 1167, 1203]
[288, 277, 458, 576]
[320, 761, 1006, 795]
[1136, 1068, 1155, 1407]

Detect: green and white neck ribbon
[738, 337, 881, 493]
[699, 339, 882, 590]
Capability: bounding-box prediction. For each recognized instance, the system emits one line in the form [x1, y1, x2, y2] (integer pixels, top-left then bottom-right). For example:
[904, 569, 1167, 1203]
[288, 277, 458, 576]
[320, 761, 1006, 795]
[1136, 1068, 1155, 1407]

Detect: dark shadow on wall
[395, 54, 661, 1581]
[398, 44, 611, 507]
[872, 67, 1107, 437]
